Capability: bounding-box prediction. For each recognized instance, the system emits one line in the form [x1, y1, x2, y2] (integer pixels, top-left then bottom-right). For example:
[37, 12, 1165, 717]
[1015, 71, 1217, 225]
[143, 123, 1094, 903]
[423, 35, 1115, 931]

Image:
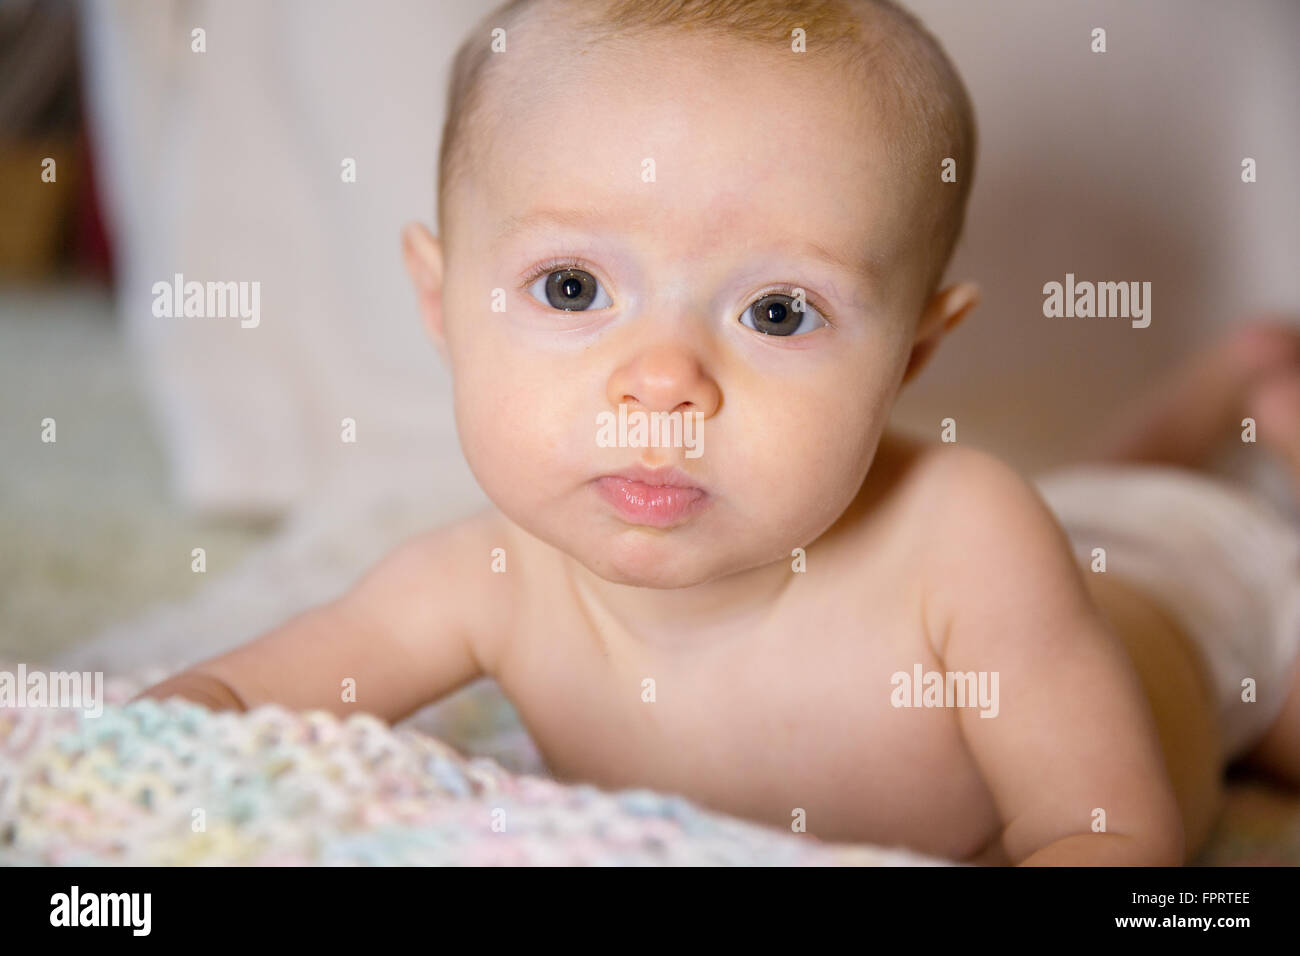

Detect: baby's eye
[740, 292, 827, 336]
[527, 268, 612, 311]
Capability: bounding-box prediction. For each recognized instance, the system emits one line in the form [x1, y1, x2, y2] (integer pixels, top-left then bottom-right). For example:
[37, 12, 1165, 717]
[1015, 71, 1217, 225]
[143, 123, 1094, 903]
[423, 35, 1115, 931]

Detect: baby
[139, 0, 1300, 865]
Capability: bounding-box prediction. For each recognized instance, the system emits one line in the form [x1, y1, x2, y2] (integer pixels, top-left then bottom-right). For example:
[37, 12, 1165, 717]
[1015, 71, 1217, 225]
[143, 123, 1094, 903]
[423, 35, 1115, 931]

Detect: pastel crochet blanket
[0, 664, 942, 866]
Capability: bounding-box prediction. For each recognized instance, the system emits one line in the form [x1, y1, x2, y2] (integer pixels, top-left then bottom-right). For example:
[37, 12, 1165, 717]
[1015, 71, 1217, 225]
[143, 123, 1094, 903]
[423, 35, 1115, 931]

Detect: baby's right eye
[527, 268, 612, 311]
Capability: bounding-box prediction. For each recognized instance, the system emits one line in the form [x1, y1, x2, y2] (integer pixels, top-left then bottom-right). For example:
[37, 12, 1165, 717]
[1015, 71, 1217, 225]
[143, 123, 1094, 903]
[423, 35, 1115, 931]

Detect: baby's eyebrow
[495, 206, 613, 244]
[795, 239, 879, 286]
[496, 206, 878, 285]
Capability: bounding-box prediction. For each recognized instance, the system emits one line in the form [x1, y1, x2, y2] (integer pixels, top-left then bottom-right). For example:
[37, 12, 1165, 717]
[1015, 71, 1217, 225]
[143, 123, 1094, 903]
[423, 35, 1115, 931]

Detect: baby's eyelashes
[740, 291, 828, 336]
[526, 266, 612, 311]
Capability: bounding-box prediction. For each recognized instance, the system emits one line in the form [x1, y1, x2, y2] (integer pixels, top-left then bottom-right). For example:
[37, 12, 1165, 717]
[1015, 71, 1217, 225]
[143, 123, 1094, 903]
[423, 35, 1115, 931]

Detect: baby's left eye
[739, 292, 827, 336]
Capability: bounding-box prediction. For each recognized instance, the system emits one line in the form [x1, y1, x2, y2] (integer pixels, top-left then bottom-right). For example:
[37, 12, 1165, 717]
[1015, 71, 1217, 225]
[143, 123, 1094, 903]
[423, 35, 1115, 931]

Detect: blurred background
[1, 0, 1297, 672]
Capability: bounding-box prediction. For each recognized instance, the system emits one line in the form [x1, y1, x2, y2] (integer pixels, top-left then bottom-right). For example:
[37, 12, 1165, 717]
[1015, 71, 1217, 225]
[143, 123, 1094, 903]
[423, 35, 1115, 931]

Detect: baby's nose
[606, 346, 720, 418]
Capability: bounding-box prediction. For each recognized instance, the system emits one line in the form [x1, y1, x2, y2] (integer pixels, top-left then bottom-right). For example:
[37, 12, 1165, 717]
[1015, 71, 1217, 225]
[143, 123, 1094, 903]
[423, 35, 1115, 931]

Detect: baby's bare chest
[493, 587, 1003, 861]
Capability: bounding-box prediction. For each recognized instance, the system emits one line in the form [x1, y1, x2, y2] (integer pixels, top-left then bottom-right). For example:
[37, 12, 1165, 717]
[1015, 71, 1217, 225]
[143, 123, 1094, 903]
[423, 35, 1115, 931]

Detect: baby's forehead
[485, 21, 900, 137]
[473, 29, 919, 235]
[441, 2, 968, 300]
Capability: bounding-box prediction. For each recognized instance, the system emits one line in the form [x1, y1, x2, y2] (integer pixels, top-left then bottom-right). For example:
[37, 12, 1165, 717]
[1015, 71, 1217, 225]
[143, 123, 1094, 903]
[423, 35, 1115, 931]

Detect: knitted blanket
[0, 664, 943, 866]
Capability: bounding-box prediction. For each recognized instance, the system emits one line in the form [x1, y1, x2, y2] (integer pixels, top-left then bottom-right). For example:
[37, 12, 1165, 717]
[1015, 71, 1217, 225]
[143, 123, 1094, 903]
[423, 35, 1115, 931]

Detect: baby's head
[404, 0, 979, 588]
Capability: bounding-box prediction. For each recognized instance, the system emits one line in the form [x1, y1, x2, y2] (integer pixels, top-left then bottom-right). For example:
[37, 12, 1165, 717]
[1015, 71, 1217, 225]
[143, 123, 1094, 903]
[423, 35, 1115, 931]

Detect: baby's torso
[484, 445, 1004, 862]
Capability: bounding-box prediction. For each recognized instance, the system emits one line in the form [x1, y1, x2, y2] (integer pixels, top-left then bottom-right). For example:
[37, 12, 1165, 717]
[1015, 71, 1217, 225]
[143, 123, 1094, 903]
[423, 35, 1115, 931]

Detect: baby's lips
[591, 473, 711, 528]
[597, 462, 706, 492]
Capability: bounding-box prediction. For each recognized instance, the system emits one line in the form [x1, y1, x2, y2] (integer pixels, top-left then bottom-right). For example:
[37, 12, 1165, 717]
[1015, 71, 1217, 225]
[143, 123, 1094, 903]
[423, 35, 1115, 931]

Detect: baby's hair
[437, 0, 976, 296]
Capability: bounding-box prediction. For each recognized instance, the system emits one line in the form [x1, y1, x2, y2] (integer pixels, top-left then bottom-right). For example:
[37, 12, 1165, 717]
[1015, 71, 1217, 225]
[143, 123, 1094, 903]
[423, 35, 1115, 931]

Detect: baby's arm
[924, 450, 1184, 866]
[136, 513, 509, 725]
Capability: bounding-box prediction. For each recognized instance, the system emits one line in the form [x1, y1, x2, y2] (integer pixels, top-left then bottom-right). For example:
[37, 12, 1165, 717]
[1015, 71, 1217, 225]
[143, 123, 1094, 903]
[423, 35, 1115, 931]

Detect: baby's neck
[563, 550, 797, 655]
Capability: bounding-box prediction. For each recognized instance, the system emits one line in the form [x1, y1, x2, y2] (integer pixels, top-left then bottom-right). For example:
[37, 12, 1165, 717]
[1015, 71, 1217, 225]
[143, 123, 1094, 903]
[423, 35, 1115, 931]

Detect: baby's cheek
[452, 369, 571, 500]
[745, 390, 880, 517]
[450, 367, 523, 483]
[754, 384, 874, 467]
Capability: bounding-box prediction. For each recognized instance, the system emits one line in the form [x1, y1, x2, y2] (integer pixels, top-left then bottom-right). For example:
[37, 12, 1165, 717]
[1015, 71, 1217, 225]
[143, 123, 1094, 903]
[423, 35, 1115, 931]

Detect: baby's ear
[901, 281, 980, 387]
[402, 223, 447, 352]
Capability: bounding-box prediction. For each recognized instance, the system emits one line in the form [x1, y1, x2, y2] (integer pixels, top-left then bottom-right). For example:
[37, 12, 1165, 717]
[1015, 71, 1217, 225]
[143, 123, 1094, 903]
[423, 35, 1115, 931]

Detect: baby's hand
[135, 669, 247, 712]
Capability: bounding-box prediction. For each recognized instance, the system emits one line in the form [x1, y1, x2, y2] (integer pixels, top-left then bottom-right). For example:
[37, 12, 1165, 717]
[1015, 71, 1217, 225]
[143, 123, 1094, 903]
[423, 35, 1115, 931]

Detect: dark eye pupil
[545, 269, 598, 310]
[749, 294, 800, 336]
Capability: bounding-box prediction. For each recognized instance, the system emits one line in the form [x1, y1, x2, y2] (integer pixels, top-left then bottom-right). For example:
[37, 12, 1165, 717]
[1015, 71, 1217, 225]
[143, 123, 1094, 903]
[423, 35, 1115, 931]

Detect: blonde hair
[437, 0, 976, 293]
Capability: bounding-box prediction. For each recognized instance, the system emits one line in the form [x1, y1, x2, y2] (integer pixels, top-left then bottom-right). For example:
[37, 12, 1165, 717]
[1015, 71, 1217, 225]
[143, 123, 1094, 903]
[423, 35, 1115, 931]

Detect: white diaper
[1033, 463, 1300, 764]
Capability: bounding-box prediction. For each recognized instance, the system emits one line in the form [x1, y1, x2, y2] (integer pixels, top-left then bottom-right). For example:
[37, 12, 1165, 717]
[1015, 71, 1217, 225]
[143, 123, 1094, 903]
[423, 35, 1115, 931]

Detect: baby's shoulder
[378, 507, 516, 573]
[899, 441, 1094, 653]
[823, 433, 1052, 576]
[893, 440, 1072, 582]
[935, 445, 1064, 543]
[342, 506, 521, 666]
[859, 432, 1046, 530]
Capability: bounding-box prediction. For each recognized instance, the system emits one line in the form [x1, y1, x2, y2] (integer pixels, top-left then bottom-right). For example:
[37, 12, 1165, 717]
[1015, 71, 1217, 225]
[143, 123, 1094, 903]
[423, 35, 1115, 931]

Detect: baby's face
[437, 32, 935, 588]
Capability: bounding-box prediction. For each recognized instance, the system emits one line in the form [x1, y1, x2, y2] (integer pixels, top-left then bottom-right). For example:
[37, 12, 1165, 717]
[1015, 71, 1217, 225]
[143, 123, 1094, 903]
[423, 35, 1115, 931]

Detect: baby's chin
[557, 523, 791, 590]
[579, 548, 721, 589]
